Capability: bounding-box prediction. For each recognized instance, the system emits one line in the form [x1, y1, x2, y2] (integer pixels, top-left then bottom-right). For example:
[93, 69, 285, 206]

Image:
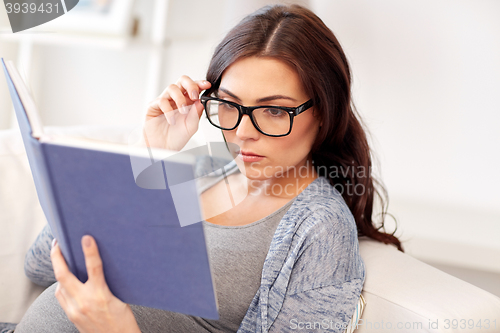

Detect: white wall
[311, 0, 500, 272]
[1, 0, 498, 272]
[0, 5, 18, 127]
[0, 0, 308, 138]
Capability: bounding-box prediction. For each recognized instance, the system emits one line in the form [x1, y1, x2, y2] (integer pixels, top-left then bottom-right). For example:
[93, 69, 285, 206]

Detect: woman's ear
[315, 108, 322, 122]
[312, 107, 322, 124]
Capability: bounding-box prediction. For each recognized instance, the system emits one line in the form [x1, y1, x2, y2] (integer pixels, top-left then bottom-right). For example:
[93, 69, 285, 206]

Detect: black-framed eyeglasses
[200, 95, 314, 137]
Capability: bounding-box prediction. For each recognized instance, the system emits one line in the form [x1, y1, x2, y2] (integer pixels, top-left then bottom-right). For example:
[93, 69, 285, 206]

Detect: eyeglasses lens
[206, 100, 290, 136]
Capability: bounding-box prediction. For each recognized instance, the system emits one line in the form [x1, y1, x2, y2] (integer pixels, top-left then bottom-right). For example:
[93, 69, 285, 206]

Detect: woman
[8, 3, 402, 333]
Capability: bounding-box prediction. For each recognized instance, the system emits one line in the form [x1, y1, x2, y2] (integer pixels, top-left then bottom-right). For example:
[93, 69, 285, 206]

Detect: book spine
[39, 142, 78, 279]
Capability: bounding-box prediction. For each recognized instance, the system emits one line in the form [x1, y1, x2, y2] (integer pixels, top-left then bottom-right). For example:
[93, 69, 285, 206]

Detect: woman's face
[218, 56, 321, 181]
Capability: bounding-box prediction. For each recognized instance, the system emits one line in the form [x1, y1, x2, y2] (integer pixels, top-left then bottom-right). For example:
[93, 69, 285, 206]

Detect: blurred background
[1, 0, 499, 295]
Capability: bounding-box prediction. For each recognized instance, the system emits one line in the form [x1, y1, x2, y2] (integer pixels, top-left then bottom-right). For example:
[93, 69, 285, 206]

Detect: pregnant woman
[7, 4, 402, 333]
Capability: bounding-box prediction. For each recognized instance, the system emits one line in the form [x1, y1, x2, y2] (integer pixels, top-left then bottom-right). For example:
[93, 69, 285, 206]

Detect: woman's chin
[235, 160, 270, 179]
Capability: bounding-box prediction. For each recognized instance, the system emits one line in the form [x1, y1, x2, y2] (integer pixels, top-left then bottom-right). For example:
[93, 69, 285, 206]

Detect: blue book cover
[2, 58, 219, 320]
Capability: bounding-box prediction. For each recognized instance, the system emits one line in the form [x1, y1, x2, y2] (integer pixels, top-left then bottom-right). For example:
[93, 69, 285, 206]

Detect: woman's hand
[142, 76, 211, 151]
[51, 236, 141, 333]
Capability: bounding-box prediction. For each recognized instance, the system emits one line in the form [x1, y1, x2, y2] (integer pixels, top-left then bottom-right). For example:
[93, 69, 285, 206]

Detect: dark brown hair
[205, 4, 403, 251]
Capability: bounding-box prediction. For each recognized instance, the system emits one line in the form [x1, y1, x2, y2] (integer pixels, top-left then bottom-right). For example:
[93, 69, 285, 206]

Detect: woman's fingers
[50, 237, 141, 332]
[54, 282, 69, 310]
[51, 236, 108, 293]
[51, 240, 82, 295]
[186, 100, 205, 135]
[158, 85, 179, 125]
[176, 76, 211, 101]
[196, 79, 212, 93]
[156, 85, 189, 125]
[155, 77, 211, 123]
[175, 75, 199, 101]
[81, 235, 108, 289]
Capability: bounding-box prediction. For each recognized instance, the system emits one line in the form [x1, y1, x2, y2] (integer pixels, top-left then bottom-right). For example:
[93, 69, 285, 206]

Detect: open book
[2, 58, 219, 319]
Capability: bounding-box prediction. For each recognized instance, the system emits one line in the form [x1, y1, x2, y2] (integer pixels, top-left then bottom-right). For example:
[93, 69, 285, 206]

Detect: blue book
[2, 58, 219, 319]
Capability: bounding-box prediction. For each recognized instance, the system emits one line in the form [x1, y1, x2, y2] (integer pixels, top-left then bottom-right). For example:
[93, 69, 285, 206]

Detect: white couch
[1, 125, 499, 332]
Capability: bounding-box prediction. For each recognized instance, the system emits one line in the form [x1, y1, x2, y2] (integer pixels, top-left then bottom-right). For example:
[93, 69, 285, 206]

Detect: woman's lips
[236, 150, 265, 162]
[240, 150, 263, 157]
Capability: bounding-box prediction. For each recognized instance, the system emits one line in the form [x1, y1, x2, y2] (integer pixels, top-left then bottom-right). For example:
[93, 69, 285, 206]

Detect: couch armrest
[357, 237, 500, 333]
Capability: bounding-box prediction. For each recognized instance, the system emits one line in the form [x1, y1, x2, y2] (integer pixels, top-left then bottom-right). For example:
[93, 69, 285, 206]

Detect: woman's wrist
[121, 304, 141, 333]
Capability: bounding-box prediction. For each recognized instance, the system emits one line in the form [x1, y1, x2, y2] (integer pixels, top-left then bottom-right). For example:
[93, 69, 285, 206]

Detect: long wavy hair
[204, 4, 403, 251]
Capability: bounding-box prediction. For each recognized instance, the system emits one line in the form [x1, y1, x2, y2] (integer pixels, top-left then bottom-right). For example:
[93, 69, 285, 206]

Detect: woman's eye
[219, 101, 236, 110]
[264, 108, 286, 117]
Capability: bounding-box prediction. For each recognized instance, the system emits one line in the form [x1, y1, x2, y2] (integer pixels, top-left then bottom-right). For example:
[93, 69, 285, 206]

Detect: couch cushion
[357, 237, 500, 333]
[0, 129, 46, 323]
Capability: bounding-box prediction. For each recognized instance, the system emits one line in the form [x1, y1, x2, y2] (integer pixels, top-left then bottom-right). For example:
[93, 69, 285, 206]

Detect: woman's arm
[24, 224, 57, 287]
[268, 280, 364, 332]
[268, 209, 365, 333]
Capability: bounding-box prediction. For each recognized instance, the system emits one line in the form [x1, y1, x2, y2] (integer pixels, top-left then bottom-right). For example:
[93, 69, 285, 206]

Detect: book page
[39, 134, 194, 165]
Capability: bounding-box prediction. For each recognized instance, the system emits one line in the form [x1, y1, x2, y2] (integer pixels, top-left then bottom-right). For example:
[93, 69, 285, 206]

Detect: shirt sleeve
[24, 223, 57, 287]
[268, 207, 365, 333]
[268, 280, 363, 332]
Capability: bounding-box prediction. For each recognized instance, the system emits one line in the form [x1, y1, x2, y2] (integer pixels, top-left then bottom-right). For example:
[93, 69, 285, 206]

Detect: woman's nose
[235, 114, 260, 139]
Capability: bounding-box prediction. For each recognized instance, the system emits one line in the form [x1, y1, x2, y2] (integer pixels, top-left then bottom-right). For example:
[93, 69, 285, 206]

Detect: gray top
[191, 162, 296, 332]
[133, 162, 296, 332]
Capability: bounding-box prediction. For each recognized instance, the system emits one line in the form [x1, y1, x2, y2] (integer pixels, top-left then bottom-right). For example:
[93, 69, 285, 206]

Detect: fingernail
[169, 114, 176, 126]
[191, 90, 199, 100]
[203, 80, 210, 85]
[52, 238, 57, 249]
[83, 236, 91, 248]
